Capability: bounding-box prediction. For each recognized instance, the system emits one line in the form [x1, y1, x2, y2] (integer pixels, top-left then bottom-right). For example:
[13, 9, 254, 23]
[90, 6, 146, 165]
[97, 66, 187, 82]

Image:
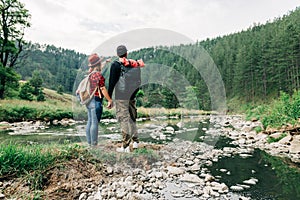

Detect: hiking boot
[116, 146, 130, 153]
[132, 142, 139, 149]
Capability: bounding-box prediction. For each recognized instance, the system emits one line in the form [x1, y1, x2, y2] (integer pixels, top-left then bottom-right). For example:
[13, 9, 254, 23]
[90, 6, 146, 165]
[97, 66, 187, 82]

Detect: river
[1, 115, 299, 200]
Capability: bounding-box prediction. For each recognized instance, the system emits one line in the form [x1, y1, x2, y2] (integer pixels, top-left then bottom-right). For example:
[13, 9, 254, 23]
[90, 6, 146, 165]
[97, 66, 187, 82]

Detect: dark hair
[118, 52, 127, 58]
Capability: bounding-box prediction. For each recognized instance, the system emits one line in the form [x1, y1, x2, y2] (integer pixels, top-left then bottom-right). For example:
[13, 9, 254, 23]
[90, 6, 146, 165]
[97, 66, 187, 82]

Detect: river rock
[106, 166, 113, 175]
[171, 192, 184, 198]
[239, 153, 252, 158]
[189, 163, 200, 171]
[116, 188, 126, 199]
[79, 192, 87, 200]
[269, 132, 284, 139]
[0, 193, 5, 199]
[219, 168, 227, 173]
[241, 125, 253, 132]
[218, 183, 229, 193]
[165, 126, 175, 133]
[239, 184, 251, 189]
[185, 160, 195, 166]
[278, 134, 292, 145]
[154, 172, 163, 179]
[230, 185, 244, 191]
[243, 178, 258, 185]
[167, 166, 185, 175]
[290, 135, 300, 154]
[204, 174, 215, 182]
[180, 173, 204, 184]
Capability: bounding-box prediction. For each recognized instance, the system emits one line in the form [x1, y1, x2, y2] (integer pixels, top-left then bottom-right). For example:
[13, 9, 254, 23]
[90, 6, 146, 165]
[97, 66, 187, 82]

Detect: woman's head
[88, 53, 103, 67]
[88, 53, 103, 71]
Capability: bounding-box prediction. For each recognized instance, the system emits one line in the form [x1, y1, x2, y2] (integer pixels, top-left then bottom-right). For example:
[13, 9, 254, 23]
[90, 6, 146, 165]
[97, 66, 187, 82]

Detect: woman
[85, 53, 113, 146]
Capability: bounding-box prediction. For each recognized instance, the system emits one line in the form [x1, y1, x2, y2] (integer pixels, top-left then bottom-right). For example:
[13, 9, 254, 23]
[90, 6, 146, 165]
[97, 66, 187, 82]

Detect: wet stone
[230, 185, 244, 191]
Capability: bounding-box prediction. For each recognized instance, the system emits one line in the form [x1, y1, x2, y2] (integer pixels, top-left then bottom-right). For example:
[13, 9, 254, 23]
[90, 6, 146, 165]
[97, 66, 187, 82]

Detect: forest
[1, 2, 300, 111]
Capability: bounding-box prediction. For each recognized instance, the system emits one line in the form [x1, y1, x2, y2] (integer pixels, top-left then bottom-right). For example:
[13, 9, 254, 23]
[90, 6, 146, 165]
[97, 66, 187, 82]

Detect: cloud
[21, 0, 299, 54]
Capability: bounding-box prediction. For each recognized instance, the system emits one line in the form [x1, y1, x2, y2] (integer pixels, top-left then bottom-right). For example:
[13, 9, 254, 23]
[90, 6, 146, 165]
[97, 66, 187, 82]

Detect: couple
[85, 45, 143, 153]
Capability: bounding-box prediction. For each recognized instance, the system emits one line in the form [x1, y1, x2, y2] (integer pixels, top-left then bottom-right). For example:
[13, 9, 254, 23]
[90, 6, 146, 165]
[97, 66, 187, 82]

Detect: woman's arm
[100, 86, 113, 109]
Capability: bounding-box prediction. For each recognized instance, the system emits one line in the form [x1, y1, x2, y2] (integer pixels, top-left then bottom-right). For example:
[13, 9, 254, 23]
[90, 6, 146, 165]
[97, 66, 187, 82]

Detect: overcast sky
[20, 0, 299, 55]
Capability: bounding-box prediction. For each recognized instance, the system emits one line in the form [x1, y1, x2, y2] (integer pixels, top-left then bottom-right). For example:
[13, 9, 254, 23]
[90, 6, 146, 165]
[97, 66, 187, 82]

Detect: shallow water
[1, 117, 300, 199]
[208, 149, 300, 200]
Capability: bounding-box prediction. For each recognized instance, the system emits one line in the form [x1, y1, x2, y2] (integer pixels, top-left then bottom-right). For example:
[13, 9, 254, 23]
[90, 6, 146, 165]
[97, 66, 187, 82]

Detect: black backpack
[115, 61, 141, 97]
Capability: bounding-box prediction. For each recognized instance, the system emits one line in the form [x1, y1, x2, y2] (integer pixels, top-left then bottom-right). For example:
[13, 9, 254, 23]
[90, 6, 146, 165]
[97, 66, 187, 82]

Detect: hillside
[15, 44, 87, 94]
[0, 88, 73, 123]
[12, 7, 300, 111]
[43, 88, 73, 104]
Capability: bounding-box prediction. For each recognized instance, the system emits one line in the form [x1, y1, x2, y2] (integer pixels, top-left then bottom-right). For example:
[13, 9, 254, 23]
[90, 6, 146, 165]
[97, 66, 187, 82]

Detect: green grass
[0, 88, 74, 122]
[0, 141, 161, 190]
[0, 142, 87, 189]
[0, 142, 82, 176]
[245, 91, 300, 129]
[267, 132, 287, 143]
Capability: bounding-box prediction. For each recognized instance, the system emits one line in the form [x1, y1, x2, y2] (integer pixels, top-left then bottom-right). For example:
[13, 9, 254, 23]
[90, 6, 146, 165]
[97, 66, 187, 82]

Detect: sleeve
[108, 62, 121, 97]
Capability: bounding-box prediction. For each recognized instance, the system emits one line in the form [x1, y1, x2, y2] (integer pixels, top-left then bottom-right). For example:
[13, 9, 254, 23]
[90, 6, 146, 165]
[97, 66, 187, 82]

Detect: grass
[267, 132, 288, 143]
[0, 142, 84, 177]
[0, 142, 88, 190]
[0, 141, 161, 192]
[137, 107, 211, 118]
[241, 91, 300, 129]
[0, 88, 74, 122]
[0, 99, 73, 122]
[1, 87, 210, 122]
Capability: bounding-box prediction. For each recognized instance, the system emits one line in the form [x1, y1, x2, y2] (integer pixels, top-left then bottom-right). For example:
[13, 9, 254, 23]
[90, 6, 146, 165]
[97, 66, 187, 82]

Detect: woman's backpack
[76, 71, 100, 105]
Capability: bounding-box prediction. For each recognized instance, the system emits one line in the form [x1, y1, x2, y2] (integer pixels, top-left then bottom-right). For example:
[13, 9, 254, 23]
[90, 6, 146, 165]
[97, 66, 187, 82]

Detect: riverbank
[1, 114, 299, 199]
[216, 115, 300, 164]
[1, 114, 299, 164]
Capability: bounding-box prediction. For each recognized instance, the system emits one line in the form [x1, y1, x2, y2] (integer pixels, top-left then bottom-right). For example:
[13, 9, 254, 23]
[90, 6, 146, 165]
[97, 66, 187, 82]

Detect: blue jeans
[85, 96, 103, 146]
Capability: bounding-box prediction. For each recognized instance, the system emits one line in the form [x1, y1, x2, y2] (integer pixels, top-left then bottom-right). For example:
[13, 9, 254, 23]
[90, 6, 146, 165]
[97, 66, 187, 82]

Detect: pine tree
[19, 82, 33, 101]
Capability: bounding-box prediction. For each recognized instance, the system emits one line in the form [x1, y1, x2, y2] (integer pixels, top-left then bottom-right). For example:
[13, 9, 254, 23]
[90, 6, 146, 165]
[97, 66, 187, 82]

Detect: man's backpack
[116, 61, 141, 98]
[76, 71, 100, 105]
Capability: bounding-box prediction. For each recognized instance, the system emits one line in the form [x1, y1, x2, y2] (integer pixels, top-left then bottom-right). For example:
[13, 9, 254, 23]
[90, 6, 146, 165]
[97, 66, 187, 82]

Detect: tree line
[129, 7, 300, 109]
[1, 0, 299, 110]
[200, 7, 300, 102]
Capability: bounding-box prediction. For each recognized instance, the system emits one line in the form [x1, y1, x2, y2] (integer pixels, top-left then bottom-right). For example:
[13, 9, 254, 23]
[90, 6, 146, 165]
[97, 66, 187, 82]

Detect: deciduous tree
[0, 0, 30, 98]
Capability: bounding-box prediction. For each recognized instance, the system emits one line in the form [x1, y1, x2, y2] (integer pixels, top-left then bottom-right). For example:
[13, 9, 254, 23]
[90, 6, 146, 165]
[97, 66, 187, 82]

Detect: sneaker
[116, 146, 130, 153]
[132, 142, 139, 149]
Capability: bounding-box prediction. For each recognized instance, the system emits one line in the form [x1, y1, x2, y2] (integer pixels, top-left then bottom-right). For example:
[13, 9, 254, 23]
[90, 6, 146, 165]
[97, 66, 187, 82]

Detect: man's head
[116, 45, 128, 58]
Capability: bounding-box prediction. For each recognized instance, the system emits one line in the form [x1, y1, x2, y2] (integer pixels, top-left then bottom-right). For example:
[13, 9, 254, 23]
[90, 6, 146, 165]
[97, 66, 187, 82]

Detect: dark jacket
[108, 60, 140, 100]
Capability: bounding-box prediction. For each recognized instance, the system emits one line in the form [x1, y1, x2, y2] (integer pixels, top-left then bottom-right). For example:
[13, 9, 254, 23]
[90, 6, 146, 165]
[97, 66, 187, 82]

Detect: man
[108, 45, 141, 152]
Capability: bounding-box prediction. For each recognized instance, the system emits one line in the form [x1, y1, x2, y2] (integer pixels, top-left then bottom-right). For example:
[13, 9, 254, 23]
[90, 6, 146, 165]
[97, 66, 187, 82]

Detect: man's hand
[107, 100, 113, 109]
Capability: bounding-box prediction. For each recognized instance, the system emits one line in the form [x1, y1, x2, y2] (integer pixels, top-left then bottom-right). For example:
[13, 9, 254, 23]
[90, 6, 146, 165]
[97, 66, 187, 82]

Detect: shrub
[246, 90, 300, 129]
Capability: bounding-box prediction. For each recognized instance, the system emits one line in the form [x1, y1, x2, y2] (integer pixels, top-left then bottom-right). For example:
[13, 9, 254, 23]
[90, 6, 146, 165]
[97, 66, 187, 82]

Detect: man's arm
[108, 62, 121, 97]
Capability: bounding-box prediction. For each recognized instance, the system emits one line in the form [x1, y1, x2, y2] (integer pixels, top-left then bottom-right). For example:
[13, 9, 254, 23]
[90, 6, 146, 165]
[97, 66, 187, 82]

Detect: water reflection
[209, 149, 300, 200]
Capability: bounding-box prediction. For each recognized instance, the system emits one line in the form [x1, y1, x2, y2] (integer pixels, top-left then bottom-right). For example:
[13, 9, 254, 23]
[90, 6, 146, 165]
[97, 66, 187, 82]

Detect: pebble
[167, 166, 185, 175]
[79, 193, 87, 200]
[219, 168, 227, 173]
[243, 178, 258, 185]
[230, 185, 244, 191]
[180, 173, 205, 184]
